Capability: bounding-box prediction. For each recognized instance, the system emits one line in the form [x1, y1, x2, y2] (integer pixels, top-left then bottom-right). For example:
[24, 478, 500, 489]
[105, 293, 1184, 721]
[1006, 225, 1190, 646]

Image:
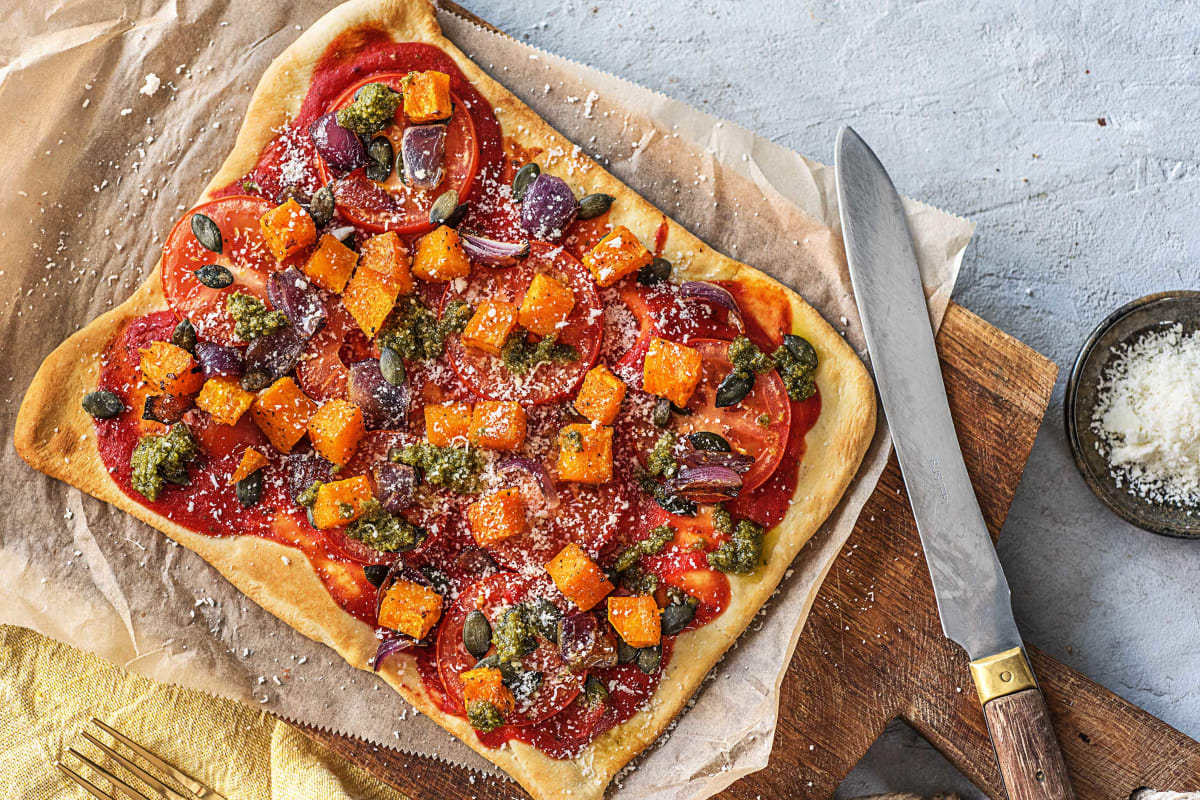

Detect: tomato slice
[670, 338, 791, 494]
[443, 242, 602, 405]
[319, 72, 479, 235]
[437, 573, 584, 726]
[161, 196, 286, 346]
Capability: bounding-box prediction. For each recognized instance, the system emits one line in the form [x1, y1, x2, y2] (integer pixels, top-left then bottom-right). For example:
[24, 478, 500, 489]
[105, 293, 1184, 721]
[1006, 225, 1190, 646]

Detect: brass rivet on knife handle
[970, 646, 1037, 705]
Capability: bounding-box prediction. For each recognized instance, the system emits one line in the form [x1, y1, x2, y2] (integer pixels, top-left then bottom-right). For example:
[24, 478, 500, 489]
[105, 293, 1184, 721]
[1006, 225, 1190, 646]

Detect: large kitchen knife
[835, 127, 1074, 800]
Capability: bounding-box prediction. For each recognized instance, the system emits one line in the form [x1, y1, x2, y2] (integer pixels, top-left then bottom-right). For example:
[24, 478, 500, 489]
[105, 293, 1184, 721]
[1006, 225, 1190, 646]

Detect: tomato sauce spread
[92, 31, 820, 758]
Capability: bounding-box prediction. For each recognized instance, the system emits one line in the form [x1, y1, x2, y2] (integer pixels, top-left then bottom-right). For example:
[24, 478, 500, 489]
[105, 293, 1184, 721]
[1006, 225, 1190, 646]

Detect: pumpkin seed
[661, 599, 698, 636]
[616, 637, 638, 664]
[584, 675, 610, 707]
[511, 163, 540, 201]
[638, 257, 672, 286]
[474, 654, 520, 681]
[394, 149, 406, 184]
[309, 184, 335, 227]
[654, 491, 697, 517]
[236, 470, 263, 508]
[191, 213, 222, 253]
[463, 610, 493, 659]
[576, 193, 614, 220]
[365, 135, 394, 182]
[714, 369, 754, 408]
[687, 431, 730, 452]
[379, 347, 406, 386]
[240, 368, 272, 392]
[419, 564, 450, 596]
[429, 189, 460, 226]
[82, 390, 123, 420]
[651, 398, 672, 428]
[528, 598, 562, 642]
[362, 564, 389, 588]
[506, 669, 543, 701]
[194, 263, 233, 289]
[636, 644, 662, 674]
[171, 318, 197, 353]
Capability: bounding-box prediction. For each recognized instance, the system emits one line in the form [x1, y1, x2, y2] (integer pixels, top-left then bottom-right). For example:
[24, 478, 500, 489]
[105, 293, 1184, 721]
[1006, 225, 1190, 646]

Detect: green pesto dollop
[130, 424, 198, 501]
[500, 331, 578, 376]
[345, 500, 423, 552]
[728, 335, 774, 374]
[335, 82, 402, 136]
[466, 700, 505, 734]
[707, 516, 765, 574]
[227, 292, 287, 342]
[492, 605, 540, 664]
[613, 524, 675, 573]
[620, 565, 659, 595]
[296, 481, 322, 508]
[389, 441, 483, 494]
[646, 431, 679, 479]
[378, 296, 471, 361]
[773, 334, 819, 401]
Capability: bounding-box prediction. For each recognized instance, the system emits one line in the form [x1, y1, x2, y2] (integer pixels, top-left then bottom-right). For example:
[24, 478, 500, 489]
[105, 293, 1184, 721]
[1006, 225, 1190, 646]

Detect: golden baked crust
[14, 1, 876, 798]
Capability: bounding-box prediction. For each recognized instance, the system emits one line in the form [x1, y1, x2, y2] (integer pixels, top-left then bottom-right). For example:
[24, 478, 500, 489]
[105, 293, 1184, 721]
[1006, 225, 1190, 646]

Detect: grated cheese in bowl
[1090, 324, 1200, 507]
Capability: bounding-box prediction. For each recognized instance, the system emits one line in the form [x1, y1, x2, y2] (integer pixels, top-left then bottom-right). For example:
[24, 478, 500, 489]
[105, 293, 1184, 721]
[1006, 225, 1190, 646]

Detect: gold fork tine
[56, 760, 117, 800]
[66, 747, 152, 800]
[81, 732, 190, 800]
[91, 719, 228, 800]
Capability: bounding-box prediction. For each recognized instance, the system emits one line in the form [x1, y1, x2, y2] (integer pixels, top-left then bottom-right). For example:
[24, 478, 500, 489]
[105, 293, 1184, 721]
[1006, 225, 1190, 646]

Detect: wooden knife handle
[983, 687, 1076, 800]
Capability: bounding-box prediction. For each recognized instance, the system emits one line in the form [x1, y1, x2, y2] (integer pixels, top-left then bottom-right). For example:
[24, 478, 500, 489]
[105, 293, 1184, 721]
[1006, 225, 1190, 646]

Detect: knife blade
[836, 126, 1075, 800]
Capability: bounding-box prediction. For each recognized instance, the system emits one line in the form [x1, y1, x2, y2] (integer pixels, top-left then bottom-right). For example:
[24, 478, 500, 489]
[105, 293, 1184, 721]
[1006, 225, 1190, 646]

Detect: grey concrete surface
[460, 0, 1200, 795]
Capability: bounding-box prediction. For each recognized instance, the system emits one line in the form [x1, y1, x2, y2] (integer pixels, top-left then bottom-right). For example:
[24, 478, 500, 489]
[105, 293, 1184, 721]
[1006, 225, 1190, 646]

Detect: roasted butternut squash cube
[195, 376, 256, 427]
[470, 401, 526, 451]
[545, 542, 614, 611]
[555, 423, 613, 484]
[461, 300, 519, 358]
[229, 447, 269, 485]
[303, 233, 358, 294]
[360, 231, 413, 296]
[139, 341, 204, 396]
[412, 225, 470, 282]
[310, 474, 374, 530]
[518, 273, 575, 337]
[306, 399, 366, 466]
[250, 377, 317, 453]
[460, 666, 515, 715]
[424, 401, 473, 447]
[378, 579, 444, 641]
[468, 487, 527, 547]
[607, 595, 662, 648]
[342, 264, 402, 337]
[643, 338, 702, 407]
[260, 198, 317, 262]
[404, 70, 453, 124]
[582, 225, 653, 287]
[573, 365, 626, 425]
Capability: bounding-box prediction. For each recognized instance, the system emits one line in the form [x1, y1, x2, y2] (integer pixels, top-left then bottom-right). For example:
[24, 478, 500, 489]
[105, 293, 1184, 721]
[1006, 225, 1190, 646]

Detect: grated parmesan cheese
[1090, 324, 1200, 507]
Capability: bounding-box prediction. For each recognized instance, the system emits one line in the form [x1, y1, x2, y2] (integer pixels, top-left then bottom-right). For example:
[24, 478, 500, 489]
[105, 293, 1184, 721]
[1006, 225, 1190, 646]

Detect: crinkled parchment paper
[0, 1, 973, 795]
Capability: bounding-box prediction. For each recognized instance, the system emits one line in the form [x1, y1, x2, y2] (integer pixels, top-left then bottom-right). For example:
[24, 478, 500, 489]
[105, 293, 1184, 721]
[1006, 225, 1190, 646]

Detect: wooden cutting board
[298, 301, 1200, 798]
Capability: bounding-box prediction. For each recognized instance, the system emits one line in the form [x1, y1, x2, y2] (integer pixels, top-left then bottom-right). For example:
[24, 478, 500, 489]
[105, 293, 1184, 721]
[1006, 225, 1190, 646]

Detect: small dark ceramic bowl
[1065, 290, 1200, 539]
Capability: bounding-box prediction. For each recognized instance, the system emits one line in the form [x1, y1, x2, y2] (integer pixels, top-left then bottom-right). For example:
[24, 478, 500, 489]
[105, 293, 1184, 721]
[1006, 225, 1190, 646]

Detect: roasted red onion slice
[558, 611, 618, 671]
[194, 341, 244, 379]
[498, 457, 560, 509]
[372, 462, 418, 514]
[244, 326, 308, 383]
[267, 267, 327, 337]
[679, 281, 745, 329]
[286, 450, 334, 503]
[680, 449, 755, 474]
[309, 112, 367, 172]
[460, 231, 531, 266]
[347, 359, 409, 430]
[663, 465, 743, 501]
[520, 174, 579, 240]
[373, 633, 419, 672]
[401, 123, 447, 189]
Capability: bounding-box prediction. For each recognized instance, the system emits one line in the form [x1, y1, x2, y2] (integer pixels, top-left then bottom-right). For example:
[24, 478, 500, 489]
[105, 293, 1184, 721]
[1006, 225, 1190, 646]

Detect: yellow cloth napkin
[0, 625, 407, 799]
